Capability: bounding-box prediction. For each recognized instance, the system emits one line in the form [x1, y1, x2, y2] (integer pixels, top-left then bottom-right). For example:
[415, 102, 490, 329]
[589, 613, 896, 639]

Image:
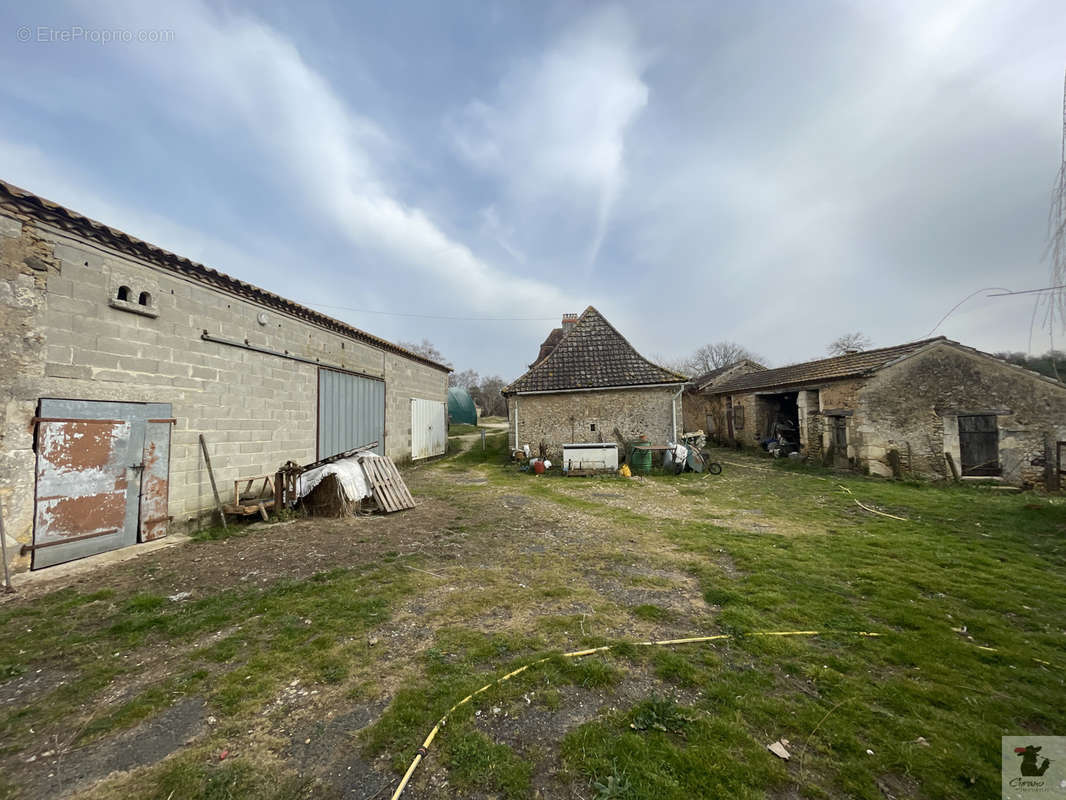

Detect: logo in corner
[1003, 737, 1066, 799]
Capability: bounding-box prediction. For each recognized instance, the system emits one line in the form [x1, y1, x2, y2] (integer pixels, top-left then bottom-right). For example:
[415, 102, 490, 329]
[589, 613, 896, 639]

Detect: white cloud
[83, 0, 573, 316]
[448, 7, 649, 267]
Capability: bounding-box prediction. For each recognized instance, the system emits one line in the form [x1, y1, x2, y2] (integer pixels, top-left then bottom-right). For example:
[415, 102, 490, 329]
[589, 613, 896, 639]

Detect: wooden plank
[379, 459, 409, 507]
[384, 460, 414, 508]
[364, 459, 398, 512]
[199, 434, 227, 529]
[361, 457, 414, 512]
[381, 460, 410, 510]
[382, 459, 415, 508]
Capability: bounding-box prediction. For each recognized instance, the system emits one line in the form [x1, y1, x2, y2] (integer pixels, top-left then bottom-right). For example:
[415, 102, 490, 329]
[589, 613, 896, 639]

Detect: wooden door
[959, 415, 999, 476]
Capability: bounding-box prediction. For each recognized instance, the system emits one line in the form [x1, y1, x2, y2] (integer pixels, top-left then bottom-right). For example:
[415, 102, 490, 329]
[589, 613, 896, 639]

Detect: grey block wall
[0, 208, 448, 572]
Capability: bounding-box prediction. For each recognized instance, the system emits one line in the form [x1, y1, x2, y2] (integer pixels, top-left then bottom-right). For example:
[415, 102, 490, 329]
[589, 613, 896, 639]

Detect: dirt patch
[876, 772, 926, 799]
[0, 668, 70, 709]
[286, 703, 393, 799]
[15, 696, 205, 799]
[7, 494, 465, 605]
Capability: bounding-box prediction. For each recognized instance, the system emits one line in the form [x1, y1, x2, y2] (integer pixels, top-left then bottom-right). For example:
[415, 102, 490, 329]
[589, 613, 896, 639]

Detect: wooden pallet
[361, 456, 416, 513]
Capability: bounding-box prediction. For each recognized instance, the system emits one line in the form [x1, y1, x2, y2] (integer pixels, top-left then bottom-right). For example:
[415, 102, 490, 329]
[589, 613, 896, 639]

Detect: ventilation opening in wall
[109, 283, 159, 318]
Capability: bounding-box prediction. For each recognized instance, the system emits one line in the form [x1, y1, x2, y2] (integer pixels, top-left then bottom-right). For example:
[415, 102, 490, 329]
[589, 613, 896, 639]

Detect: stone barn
[0, 180, 451, 572]
[681, 360, 766, 439]
[502, 307, 687, 457]
[696, 336, 1066, 487]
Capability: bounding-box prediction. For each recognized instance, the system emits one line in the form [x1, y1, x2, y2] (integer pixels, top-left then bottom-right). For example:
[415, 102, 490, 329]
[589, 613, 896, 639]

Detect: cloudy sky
[2, 1, 1065, 376]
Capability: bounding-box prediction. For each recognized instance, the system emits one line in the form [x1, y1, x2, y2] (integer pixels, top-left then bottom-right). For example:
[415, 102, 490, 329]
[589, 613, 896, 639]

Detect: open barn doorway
[755, 391, 800, 457]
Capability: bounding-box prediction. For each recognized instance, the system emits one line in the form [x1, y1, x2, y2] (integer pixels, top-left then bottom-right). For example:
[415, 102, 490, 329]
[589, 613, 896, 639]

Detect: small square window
[590, 423, 596, 432]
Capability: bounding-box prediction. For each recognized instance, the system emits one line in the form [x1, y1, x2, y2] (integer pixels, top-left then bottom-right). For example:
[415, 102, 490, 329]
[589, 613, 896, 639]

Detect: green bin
[630, 441, 653, 475]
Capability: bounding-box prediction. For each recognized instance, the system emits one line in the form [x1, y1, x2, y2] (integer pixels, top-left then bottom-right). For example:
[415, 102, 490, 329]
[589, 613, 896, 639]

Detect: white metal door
[411, 398, 446, 459]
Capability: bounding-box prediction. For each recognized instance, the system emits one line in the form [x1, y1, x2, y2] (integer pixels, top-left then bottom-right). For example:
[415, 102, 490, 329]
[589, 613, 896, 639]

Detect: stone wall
[727, 392, 761, 446]
[681, 391, 727, 439]
[0, 212, 53, 563]
[815, 379, 863, 462]
[507, 386, 682, 457]
[858, 344, 1066, 486]
[0, 208, 448, 571]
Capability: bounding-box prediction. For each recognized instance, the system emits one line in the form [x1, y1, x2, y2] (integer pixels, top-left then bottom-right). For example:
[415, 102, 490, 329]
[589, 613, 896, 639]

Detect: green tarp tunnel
[447, 387, 477, 426]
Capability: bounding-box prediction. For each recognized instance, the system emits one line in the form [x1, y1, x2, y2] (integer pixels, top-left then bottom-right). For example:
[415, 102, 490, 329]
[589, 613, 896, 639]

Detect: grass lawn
[448, 423, 481, 436]
[1, 436, 1063, 799]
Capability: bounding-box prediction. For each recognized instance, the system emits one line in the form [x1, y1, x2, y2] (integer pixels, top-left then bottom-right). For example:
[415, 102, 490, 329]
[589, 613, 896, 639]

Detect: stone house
[681, 360, 765, 438]
[0, 180, 451, 571]
[696, 336, 1066, 487]
[502, 307, 687, 457]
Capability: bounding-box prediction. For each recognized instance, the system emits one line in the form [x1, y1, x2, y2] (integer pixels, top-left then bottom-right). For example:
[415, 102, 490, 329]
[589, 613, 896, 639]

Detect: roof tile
[504, 307, 686, 394]
[709, 338, 948, 393]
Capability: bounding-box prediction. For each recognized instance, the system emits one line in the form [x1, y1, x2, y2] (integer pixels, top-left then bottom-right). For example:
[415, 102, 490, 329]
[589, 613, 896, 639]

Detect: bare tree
[827, 332, 872, 356]
[1046, 70, 1066, 334]
[476, 375, 508, 417]
[449, 368, 480, 389]
[650, 353, 691, 375]
[686, 341, 763, 374]
[398, 338, 452, 368]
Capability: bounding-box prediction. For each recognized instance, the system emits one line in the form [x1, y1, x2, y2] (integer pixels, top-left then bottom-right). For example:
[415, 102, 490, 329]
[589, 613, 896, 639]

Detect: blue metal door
[317, 369, 385, 458]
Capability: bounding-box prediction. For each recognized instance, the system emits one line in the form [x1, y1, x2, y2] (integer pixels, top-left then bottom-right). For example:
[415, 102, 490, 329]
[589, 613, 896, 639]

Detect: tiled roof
[0, 180, 451, 372]
[503, 306, 687, 394]
[708, 337, 949, 394]
[531, 327, 564, 367]
[690, 359, 766, 391]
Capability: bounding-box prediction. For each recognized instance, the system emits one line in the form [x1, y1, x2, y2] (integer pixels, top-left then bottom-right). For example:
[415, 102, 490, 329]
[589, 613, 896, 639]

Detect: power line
[986, 284, 1066, 297]
[925, 286, 1012, 337]
[297, 300, 559, 322]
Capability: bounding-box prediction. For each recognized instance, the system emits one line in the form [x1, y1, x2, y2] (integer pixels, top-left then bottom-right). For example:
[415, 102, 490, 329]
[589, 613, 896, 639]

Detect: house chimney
[561, 313, 578, 334]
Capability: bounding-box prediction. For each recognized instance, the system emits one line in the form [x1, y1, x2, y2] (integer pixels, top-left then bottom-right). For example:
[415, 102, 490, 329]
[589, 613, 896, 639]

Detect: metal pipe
[0, 500, 14, 592]
[513, 397, 519, 450]
[200, 331, 385, 380]
[672, 386, 684, 440]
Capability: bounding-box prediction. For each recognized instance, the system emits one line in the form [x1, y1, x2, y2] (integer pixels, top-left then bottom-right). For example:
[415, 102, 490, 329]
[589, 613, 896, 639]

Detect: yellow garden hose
[389, 629, 882, 799]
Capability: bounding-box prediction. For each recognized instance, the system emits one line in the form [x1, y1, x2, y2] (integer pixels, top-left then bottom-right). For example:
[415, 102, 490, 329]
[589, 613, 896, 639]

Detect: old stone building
[681, 360, 765, 437]
[696, 336, 1066, 487]
[502, 307, 687, 457]
[0, 180, 450, 571]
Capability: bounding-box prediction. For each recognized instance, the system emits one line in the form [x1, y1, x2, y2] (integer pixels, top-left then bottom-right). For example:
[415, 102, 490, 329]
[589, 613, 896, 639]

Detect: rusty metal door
[139, 419, 172, 541]
[33, 400, 172, 569]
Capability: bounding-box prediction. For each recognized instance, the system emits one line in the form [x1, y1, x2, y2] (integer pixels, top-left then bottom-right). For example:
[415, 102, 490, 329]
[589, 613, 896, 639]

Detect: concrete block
[44, 363, 91, 380]
[118, 357, 160, 374]
[96, 336, 143, 358]
[48, 294, 96, 316]
[77, 351, 121, 371]
[46, 345, 73, 365]
[46, 276, 75, 298]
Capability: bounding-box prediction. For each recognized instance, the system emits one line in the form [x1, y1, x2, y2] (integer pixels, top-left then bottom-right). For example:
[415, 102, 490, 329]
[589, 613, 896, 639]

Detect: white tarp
[297, 454, 380, 502]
